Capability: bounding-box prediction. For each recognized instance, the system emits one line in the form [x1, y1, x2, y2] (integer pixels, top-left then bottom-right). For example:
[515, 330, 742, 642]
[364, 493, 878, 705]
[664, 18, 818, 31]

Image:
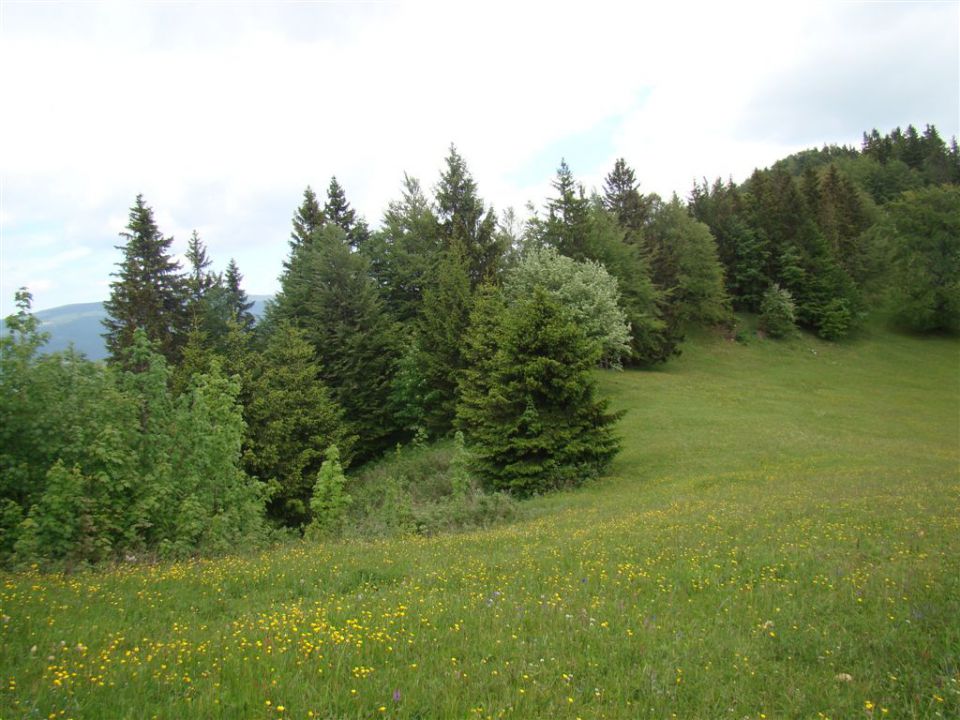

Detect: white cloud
[1, 1, 957, 310]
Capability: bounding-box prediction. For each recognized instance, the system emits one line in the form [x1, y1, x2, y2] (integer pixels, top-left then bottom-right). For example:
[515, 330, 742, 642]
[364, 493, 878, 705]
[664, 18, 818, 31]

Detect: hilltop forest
[2, 123, 958, 567]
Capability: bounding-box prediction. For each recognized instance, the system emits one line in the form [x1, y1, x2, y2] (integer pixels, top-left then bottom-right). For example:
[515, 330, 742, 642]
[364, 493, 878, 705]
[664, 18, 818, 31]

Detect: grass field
[1, 327, 958, 719]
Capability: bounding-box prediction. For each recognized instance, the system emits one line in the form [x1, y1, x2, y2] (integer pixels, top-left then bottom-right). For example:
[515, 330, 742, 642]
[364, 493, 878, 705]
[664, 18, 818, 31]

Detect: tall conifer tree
[603, 158, 652, 241]
[417, 240, 473, 435]
[103, 195, 188, 368]
[459, 287, 621, 496]
[290, 186, 324, 253]
[290, 225, 400, 461]
[543, 159, 591, 259]
[365, 174, 443, 326]
[324, 176, 370, 250]
[224, 259, 256, 331]
[242, 322, 352, 526]
[435, 145, 504, 286]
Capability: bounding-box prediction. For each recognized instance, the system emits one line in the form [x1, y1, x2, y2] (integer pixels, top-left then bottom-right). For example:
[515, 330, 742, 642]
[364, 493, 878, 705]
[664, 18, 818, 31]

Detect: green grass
[1, 327, 958, 719]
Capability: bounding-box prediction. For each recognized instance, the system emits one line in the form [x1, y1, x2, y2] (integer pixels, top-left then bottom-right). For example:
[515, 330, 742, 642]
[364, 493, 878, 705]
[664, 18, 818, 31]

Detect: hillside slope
[1, 329, 957, 719]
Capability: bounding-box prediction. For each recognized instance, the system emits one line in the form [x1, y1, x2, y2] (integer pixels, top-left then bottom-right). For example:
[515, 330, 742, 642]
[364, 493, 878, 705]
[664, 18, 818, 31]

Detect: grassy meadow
[1, 326, 958, 719]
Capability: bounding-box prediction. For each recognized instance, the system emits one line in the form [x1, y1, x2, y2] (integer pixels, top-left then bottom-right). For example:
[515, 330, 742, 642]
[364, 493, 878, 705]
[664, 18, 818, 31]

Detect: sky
[1, 1, 958, 312]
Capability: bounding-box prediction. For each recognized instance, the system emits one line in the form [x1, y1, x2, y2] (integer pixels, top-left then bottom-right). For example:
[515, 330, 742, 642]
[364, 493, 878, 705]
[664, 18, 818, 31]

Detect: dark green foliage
[103, 195, 188, 367]
[170, 326, 216, 397]
[223, 258, 256, 331]
[0, 499, 23, 560]
[389, 342, 431, 436]
[740, 167, 861, 339]
[177, 241, 257, 383]
[183, 232, 227, 342]
[297, 225, 401, 461]
[270, 196, 401, 462]
[805, 164, 875, 280]
[455, 284, 507, 437]
[435, 145, 504, 286]
[603, 158, 652, 241]
[184, 230, 218, 314]
[325, 176, 370, 250]
[242, 323, 353, 527]
[290, 185, 325, 252]
[458, 287, 621, 496]
[885, 186, 960, 333]
[758, 284, 798, 338]
[265, 187, 327, 329]
[541, 159, 591, 259]
[645, 198, 731, 327]
[689, 178, 769, 310]
[784, 231, 860, 339]
[861, 124, 960, 187]
[817, 298, 854, 340]
[364, 174, 443, 326]
[417, 240, 473, 436]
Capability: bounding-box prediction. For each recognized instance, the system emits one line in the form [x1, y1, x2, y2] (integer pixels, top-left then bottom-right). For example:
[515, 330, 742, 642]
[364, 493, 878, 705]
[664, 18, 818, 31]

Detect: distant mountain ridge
[1, 296, 272, 361]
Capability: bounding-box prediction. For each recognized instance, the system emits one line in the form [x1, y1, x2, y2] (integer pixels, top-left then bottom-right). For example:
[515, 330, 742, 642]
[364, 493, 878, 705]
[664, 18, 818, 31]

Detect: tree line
[2, 124, 957, 567]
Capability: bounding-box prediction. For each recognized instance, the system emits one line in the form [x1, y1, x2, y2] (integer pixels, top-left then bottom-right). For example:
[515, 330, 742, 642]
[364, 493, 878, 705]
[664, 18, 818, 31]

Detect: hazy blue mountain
[1, 296, 272, 361]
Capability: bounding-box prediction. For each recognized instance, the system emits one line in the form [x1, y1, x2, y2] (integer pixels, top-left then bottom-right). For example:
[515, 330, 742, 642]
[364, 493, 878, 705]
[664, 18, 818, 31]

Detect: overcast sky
[1, 1, 958, 312]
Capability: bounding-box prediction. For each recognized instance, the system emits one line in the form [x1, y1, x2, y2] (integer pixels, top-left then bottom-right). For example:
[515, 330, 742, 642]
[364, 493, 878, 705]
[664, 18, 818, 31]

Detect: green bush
[307, 446, 352, 539]
[817, 298, 853, 340]
[759, 284, 798, 338]
[342, 441, 518, 539]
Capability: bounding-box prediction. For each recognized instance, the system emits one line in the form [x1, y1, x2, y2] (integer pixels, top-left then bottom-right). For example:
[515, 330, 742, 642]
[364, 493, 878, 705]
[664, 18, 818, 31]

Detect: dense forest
[2, 124, 958, 568]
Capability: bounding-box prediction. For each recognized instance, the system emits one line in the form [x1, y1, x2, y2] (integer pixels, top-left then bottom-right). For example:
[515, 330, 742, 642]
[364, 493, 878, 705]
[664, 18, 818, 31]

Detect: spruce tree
[603, 158, 652, 241]
[365, 174, 443, 326]
[224, 259, 256, 332]
[460, 287, 621, 496]
[267, 188, 327, 327]
[182, 230, 226, 349]
[325, 176, 370, 250]
[417, 240, 473, 436]
[290, 186, 325, 253]
[185, 230, 218, 312]
[456, 284, 507, 437]
[242, 322, 353, 527]
[298, 225, 401, 461]
[435, 145, 504, 286]
[541, 159, 591, 259]
[103, 195, 188, 368]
